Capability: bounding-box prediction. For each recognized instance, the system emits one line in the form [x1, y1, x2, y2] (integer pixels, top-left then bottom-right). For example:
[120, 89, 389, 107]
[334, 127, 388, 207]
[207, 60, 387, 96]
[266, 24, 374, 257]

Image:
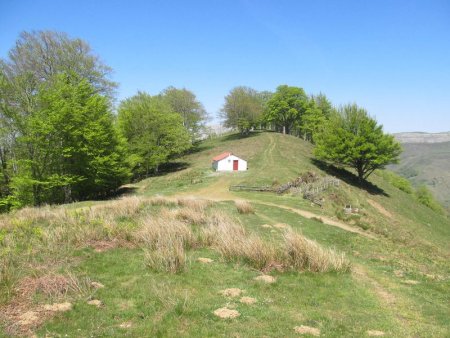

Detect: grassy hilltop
[0, 131, 449, 337]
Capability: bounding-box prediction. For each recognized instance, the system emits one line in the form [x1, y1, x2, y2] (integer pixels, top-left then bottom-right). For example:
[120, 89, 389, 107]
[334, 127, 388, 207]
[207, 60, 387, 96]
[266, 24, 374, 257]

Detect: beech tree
[161, 86, 207, 142]
[221, 86, 265, 135]
[264, 85, 308, 134]
[301, 99, 327, 143]
[118, 92, 191, 177]
[314, 104, 402, 182]
[0, 31, 124, 210]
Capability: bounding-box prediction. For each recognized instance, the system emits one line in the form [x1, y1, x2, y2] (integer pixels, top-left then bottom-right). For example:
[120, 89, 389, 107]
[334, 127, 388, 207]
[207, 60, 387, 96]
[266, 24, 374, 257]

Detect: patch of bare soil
[402, 280, 420, 285]
[91, 281, 105, 289]
[261, 262, 285, 274]
[273, 223, 289, 229]
[119, 321, 133, 329]
[393, 270, 404, 278]
[367, 330, 385, 336]
[367, 199, 392, 218]
[254, 275, 276, 283]
[197, 257, 214, 264]
[219, 288, 244, 298]
[89, 239, 118, 252]
[239, 296, 257, 305]
[213, 307, 240, 319]
[294, 325, 321, 336]
[260, 224, 272, 228]
[0, 274, 80, 336]
[87, 299, 103, 307]
[42, 302, 72, 312]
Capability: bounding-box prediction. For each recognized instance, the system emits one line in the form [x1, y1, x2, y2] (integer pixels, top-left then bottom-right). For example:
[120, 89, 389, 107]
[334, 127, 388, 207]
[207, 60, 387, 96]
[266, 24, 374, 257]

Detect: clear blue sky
[1, 0, 449, 132]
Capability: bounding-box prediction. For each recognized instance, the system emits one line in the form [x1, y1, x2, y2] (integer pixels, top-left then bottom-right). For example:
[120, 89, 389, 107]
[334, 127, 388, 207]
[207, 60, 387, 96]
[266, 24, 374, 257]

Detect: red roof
[212, 152, 232, 162]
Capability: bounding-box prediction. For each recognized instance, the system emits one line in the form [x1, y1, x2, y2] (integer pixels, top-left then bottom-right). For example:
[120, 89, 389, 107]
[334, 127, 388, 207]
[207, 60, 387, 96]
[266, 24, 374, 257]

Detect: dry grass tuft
[235, 200, 255, 214]
[205, 212, 275, 269]
[175, 207, 207, 225]
[177, 197, 212, 212]
[148, 195, 177, 206]
[283, 229, 351, 273]
[136, 213, 194, 273]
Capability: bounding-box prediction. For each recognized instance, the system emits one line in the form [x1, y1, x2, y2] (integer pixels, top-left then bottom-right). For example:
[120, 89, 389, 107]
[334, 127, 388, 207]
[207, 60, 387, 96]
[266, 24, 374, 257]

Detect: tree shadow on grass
[311, 159, 389, 197]
[222, 131, 261, 142]
[185, 142, 214, 155]
[154, 161, 190, 176]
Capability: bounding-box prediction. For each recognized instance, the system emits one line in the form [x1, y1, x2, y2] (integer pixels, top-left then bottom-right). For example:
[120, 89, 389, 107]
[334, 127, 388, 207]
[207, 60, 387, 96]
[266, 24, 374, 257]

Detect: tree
[312, 93, 333, 118]
[314, 104, 402, 183]
[4, 30, 116, 96]
[118, 92, 191, 177]
[221, 86, 264, 135]
[0, 31, 123, 209]
[264, 85, 308, 134]
[301, 99, 327, 143]
[8, 74, 129, 205]
[161, 86, 207, 142]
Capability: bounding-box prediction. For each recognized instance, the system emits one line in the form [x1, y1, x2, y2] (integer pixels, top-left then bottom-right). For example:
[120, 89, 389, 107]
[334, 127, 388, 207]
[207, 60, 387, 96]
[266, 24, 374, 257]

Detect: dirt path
[352, 265, 396, 306]
[252, 200, 377, 239]
[367, 199, 393, 218]
[352, 264, 416, 335]
[173, 180, 377, 239]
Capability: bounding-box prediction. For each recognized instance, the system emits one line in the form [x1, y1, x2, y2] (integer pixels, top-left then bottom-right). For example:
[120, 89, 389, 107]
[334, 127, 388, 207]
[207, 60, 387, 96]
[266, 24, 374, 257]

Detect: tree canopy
[117, 92, 191, 178]
[264, 85, 308, 135]
[314, 104, 402, 182]
[0, 31, 126, 211]
[221, 86, 265, 135]
[161, 86, 207, 142]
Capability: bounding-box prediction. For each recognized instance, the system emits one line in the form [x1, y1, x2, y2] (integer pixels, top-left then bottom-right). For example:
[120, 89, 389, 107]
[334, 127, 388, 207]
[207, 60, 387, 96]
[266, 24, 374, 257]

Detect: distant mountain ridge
[394, 132, 450, 144]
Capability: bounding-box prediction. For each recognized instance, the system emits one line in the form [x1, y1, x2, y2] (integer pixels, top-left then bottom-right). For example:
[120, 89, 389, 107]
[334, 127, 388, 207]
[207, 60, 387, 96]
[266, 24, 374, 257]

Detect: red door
[233, 160, 239, 171]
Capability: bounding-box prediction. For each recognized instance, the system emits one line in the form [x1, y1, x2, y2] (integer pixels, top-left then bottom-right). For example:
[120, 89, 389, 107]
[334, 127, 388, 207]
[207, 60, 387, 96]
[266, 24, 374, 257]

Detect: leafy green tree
[264, 85, 308, 134]
[221, 86, 264, 135]
[314, 104, 402, 183]
[312, 93, 333, 118]
[118, 92, 191, 177]
[11, 74, 129, 205]
[5, 30, 116, 96]
[0, 30, 120, 209]
[301, 99, 327, 143]
[161, 87, 207, 142]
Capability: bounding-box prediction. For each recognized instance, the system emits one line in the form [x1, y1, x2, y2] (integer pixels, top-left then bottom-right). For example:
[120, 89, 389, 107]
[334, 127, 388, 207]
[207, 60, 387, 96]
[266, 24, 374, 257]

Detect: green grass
[1, 131, 450, 337]
[390, 141, 450, 210]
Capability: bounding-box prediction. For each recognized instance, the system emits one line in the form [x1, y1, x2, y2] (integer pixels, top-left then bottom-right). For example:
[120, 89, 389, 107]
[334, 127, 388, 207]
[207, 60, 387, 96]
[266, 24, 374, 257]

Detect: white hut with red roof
[211, 152, 247, 171]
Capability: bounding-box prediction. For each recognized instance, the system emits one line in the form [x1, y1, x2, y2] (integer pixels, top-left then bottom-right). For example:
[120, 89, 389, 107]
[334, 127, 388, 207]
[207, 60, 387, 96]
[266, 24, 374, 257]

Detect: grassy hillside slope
[389, 141, 450, 210]
[1, 131, 449, 337]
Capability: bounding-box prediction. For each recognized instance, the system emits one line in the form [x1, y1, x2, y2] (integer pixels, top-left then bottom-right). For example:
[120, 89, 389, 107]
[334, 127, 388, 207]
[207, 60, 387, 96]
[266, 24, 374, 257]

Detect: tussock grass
[283, 229, 351, 273]
[135, 211, 194, 273]
[205, 212, 275, 269]
[148, 195, 177, 206]
[177, 197, 212, 212]
[235, 200, 255, 214]
[0, 193, 351, 309]
[175, 207, 207, 225]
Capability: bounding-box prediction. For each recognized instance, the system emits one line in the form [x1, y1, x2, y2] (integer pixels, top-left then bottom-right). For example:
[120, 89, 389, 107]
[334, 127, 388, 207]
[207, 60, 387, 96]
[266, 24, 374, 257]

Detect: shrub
[415, 186, 444, 214]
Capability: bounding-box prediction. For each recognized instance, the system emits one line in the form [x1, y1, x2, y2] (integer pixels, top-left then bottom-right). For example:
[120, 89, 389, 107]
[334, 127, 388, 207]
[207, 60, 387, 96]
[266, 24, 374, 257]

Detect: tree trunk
[282, 125, 286, 134]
